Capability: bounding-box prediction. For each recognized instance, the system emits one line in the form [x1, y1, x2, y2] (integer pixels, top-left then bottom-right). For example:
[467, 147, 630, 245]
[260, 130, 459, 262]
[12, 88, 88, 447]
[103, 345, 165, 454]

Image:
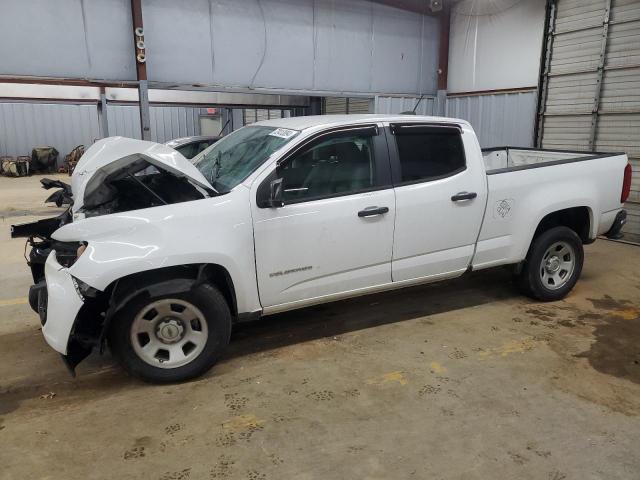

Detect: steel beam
[535, 0, 557, 148]
[589, 0, 612, 150]
[437, 0, 451, 91]
[131, 0, 151, 140]
[98, 87, 109, 137]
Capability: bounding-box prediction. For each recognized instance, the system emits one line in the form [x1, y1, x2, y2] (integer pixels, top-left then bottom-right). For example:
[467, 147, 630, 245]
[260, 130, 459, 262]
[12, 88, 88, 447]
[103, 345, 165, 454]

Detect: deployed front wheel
[109, 283, 231, 383]
[517, 226, 584, 302]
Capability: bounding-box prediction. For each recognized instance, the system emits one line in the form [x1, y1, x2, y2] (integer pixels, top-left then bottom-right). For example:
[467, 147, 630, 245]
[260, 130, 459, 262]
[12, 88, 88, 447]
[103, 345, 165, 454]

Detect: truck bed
[473, 146, 628, 271]
[482, 147, 622, 174]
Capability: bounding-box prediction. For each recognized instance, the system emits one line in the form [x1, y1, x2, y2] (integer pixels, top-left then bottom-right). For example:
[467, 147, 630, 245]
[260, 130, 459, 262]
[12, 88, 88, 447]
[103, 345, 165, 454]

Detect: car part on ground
[1, 156, 30, 176]
[64, 145, 85, 176]
[31, 147, 59, 173]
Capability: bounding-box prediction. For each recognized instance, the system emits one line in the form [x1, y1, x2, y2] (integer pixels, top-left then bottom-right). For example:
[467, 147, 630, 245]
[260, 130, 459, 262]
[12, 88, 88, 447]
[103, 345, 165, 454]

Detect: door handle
[358, 206, 389, 217]
[451, 191, 477, 202]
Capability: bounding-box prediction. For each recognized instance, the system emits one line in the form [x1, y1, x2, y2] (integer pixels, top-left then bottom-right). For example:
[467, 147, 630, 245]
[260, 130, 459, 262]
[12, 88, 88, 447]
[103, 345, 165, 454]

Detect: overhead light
[430, 0, 443, 13]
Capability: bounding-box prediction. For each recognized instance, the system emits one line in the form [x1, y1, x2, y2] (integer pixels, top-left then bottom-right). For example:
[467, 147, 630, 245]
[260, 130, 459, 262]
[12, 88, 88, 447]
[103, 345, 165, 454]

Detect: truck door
[388, 123, 487, 282]
[251, 124, 395, 310]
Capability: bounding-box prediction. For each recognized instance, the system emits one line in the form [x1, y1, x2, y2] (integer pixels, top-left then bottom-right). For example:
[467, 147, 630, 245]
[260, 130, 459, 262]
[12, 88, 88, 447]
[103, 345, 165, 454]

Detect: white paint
[42, 253, 84, 354]
[42, 114, 628, 356]
[391, 125, 487, 281]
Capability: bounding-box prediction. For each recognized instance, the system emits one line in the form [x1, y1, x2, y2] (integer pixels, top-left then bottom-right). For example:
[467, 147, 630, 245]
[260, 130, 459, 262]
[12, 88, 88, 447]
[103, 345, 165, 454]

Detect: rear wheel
[517, 226, 584, 302]
[109, 283, 231, 383]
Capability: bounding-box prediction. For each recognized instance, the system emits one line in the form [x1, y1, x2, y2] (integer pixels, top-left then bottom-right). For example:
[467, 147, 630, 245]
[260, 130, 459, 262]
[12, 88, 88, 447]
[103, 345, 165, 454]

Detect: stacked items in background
[0, 145, 85, 177]
[1, 156, 30, 177]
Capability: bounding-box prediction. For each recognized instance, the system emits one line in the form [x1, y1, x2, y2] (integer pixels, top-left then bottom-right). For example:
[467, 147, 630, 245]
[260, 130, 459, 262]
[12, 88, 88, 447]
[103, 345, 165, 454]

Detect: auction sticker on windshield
[269, 128, 298, 139]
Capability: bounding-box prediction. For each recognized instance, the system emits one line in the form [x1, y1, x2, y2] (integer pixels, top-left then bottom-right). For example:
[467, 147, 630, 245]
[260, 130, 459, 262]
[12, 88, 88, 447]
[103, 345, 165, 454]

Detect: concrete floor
[1, 174, 639, 480]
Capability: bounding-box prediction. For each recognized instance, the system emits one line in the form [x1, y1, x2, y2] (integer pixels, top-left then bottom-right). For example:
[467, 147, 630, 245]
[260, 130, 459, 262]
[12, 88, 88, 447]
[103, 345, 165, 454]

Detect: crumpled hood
[71, 137, 214, 213]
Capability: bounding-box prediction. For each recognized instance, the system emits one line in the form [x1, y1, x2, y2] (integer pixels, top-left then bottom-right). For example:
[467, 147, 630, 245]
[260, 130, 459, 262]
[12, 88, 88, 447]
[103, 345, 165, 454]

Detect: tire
[108, 282, 232, 383]
[516, 226, 584, 302]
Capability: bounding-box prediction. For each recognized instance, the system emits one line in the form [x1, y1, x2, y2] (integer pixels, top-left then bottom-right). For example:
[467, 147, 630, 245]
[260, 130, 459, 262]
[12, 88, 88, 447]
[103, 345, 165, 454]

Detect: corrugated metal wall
[538, 0, 640, 242]
[0, 102, 100, 160]
[446, 91, 538, 148]
[0, 102, 296, 164]
[374, 96, 439, 116]
[375, 90, 537, 148]
[107, 105, 210, 143]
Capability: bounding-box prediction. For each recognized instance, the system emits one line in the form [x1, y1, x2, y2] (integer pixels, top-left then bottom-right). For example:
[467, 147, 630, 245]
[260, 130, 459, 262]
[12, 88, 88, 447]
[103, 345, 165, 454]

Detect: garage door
[537, 0, 640, 242]
[323, 97, 372, 114]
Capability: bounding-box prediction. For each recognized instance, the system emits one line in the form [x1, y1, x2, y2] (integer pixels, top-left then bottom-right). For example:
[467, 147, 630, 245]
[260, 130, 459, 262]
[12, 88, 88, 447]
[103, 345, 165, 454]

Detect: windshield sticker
[269, 128, 298, 139]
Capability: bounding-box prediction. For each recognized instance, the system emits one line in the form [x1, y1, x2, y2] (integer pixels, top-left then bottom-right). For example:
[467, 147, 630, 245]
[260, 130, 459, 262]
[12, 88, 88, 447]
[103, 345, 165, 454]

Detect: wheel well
[533, 207, 591, 243]
[110, 263, 238, 317]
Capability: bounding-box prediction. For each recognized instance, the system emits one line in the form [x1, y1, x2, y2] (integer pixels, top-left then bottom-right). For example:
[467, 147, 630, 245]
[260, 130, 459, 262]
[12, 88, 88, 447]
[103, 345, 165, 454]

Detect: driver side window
[278, 132, 376, 203]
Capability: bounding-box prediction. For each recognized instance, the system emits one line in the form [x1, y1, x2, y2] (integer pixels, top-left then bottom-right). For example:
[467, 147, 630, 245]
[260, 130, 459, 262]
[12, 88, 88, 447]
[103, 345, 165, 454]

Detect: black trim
[451, 191, 477, 201]
[390, 123, 463, 134]
[236, 311, 262, 323]
[358, 206, 389, 217]
[256, 123, 392, 209]
[605, 210, 627, 240]
[274, 185, 393, 207]
[392, 167, 467, 188]
[486, 152, 625, 175]
[481, 145, 624, 155]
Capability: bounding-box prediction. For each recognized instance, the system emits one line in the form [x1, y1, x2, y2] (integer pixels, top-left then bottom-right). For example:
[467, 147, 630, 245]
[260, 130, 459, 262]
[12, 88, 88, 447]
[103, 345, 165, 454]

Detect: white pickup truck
[11, 114, 632, 383]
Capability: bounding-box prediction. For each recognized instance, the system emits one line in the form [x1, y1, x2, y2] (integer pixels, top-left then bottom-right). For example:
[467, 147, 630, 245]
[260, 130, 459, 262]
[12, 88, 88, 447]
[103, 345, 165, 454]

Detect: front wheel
[516, 226, 584, 302]
[108, 283, 232, 383]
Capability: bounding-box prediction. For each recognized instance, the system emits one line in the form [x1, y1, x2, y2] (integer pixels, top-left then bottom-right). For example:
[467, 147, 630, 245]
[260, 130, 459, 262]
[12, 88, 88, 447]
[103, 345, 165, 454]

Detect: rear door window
[391, 125, 466, 184]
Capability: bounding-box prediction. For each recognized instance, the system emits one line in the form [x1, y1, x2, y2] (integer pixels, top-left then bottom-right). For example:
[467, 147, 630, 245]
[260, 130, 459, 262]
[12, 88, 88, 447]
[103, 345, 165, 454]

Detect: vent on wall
[323, 97, 372, 114]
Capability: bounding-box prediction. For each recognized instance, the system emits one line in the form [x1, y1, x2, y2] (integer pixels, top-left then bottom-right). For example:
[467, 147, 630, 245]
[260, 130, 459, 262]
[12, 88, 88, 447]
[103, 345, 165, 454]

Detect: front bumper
[42, 251, 84, 354]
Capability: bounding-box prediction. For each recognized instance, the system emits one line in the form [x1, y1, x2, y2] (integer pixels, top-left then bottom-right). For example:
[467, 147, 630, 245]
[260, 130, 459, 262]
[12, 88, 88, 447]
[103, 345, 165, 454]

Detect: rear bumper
[42, 252, 84, 354]
[604, 209, 627, 240]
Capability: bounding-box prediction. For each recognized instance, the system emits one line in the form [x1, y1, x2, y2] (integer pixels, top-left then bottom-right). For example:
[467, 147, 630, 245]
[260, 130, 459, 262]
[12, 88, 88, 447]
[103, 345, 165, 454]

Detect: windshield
[193, 126, 299, 193]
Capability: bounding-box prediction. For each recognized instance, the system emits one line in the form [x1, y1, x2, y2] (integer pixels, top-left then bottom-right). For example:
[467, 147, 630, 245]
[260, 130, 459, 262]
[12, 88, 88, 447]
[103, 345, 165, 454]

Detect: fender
[53, 187, 262, 315]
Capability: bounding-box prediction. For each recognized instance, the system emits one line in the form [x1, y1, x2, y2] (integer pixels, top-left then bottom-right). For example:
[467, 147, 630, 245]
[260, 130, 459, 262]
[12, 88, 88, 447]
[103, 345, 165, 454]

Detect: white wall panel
[0, 0, 134, 81]
[448, 0, 546, 92]
[144, 0, 439, 95]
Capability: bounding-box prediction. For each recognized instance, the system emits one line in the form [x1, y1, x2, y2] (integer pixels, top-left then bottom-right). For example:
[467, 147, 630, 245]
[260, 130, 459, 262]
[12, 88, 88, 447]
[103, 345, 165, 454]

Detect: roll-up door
[537, 0, 640, 242]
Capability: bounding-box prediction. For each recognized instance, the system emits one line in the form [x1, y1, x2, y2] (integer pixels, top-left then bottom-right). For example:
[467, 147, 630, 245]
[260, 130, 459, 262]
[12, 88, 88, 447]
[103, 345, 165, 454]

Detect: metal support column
[97, 87, 109, 138]
[131, 0, 151, 140]
[588, 0, 612, 150]
[536, 0, 557, 148]
[435, 0, 451, 117]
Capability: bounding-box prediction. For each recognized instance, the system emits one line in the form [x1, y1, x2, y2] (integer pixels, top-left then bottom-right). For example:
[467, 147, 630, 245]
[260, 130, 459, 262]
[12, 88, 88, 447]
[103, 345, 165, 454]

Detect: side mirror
[268, 177, 284, 208]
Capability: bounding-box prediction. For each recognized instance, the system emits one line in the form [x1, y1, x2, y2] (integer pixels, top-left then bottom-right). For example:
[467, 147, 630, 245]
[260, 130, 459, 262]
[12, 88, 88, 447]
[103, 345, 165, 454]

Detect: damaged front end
[11, 137, 217, 374]
[11, 179, 76, 315]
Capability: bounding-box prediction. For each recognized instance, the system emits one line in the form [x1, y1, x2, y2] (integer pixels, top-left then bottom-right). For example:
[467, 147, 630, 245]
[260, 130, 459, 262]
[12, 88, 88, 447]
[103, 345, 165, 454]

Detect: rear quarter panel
[473, 154, 627, 269]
